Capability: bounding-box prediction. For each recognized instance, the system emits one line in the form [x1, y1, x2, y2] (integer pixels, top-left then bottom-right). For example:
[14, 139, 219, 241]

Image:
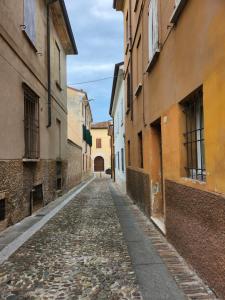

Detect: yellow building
[91, 121, 112, 175]
[114, 0, 225, 297]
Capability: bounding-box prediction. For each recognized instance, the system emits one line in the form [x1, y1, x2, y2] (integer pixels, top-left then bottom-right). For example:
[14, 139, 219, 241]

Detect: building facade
[67, 87, 93, 184]
[91, 121, 112, 176]
[0, 0, 77, 232]
[114, 0, 225, 297]
[109, 62, 126, 193]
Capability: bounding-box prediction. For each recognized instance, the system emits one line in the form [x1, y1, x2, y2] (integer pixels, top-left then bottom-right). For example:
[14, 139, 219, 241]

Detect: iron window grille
[183, 87, 206, 181]
[0, 199, 6, 221]
[23, 83, 40, 159]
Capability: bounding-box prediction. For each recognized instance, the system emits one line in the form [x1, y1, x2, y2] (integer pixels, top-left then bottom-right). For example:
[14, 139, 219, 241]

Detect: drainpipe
[47, 0, 58, 128]
[129, 0, 134, 121]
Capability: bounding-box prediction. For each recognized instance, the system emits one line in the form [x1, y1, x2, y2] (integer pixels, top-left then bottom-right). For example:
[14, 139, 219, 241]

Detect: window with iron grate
[0, 199, 6, 221]
[23, 83, 39, 159]
[182, 87, 205, 181]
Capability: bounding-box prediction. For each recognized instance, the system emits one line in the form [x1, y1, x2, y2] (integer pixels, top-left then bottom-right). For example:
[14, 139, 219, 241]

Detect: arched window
[94, 156, 104, 172]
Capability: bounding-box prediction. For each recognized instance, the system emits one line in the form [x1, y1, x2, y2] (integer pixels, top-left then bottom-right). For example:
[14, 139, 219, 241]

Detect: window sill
[146, 50, 160, 73]
[55, 81, 63, 91]
[170, 0, 188, 24]
[23, 158, 40, 163]
[22, 30, 38, 53]
[134, 83, 142, 97]
[181, 177, 206, 185]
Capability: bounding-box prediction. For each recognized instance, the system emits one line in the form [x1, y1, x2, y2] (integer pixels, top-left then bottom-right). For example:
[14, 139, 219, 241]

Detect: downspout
[47, 0, 58, 128]
[129, 0, 133, 121]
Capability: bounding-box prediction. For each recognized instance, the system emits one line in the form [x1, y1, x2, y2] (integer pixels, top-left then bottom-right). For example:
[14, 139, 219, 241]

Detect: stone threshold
[0, 176, 94, 265]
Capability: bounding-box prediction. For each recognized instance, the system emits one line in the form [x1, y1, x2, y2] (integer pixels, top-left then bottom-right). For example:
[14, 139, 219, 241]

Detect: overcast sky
[64, 0, 124, 122]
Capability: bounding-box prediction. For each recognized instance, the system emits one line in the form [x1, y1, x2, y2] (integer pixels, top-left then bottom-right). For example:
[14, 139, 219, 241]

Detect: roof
[91, 121, 113, 129]
[113, 0, 124, 10]
[109, 62, 124, 116]
[59, 0, 78, 55]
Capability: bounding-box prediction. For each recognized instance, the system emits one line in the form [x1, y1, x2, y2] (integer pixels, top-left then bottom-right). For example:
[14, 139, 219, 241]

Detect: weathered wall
[66, 141, 82, 191]
[127, 166, 150, 217]
[166, 180, 225, 299]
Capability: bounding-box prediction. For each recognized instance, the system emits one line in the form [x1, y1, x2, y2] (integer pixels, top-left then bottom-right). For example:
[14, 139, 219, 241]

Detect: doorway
[94, 156, 104, 172]
[150, 120, 165, 231]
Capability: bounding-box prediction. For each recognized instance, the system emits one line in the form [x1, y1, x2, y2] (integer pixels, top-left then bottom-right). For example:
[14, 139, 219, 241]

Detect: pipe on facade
[47, 0, 58, 128]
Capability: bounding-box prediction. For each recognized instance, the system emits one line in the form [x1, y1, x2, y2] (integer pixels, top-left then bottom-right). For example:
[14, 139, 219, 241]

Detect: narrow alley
[0, 179, 215, 300]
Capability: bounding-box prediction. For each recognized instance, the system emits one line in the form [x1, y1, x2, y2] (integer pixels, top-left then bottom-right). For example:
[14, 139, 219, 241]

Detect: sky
[64, 0, 124, 123]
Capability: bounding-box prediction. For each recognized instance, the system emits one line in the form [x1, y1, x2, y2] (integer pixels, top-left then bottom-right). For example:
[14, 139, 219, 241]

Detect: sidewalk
[110, 182, 217, 300]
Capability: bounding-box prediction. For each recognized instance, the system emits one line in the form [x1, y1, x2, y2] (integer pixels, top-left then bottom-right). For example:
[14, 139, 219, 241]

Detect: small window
[56, 161, 62, 190]
[148, 0, 159, 67]
[0, 199, 6, 221]
[138, 131, 143, 168]
[127, 73, 131, 110]
[134, 0, 139, 12]
[118, 152, 120, 170]
[33, 184, 43, 209]
[182, 87, 205, 181]
[121, 148, 125, 172]
[96, 138, 102, 148]
[23, 83, 39, 159]
[126, 12, 129, 47]
[55, 42, 61, 87]
[128, 140, 131, 166]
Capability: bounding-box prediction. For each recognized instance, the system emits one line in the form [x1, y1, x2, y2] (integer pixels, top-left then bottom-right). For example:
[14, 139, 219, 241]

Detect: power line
[69, 74, 123, 85]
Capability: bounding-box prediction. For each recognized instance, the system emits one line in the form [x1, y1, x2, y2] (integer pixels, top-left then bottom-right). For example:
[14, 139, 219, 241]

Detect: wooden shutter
[149, 0, 159, 62]
[24, 0, 36, 46]
[96, 138, 102, 148]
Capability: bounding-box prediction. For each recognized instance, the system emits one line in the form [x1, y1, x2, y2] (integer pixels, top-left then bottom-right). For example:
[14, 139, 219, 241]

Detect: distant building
[91, 121, 112, 176]
[109, 62, 126, 193]
[0, 0, 77, 231]
[67, 87, 93, 187]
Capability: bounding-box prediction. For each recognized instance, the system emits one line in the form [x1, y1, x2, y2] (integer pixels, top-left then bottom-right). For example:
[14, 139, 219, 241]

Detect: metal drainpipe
[129, 0, 133, 121]
[47, 0, 58, 128]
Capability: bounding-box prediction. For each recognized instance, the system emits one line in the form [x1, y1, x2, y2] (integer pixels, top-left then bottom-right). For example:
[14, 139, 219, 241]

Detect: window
[23, 83, 39, 159]
[55, 42, 61, 87]
[32, 184, 43, 209]
[138, 131, 143, 168]
[0, 199, 6, 221]
[127, 73, 131, 110]
[126, 12, 129, 49]
[96, 138, 102, 148]
[23, 0, 36, 47]
[170, 0, 188, 24]
[128, 140, 131, 166]
[56, 161, 62, 190]
[134, 0, 139, 12]
[117, 152, 120, 170]
[182, 87, 205, 181]
[121, 148, 124, 172]
[83, 154, 85, 171]
[121, 99, 124, 125]
[56, 119, 61, 159]
[148, 0, 159, 66]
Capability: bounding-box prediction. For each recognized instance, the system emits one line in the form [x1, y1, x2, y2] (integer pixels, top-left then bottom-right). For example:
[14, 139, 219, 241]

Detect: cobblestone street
[0, 179, 141, 300]
[0, 179, 216, 300]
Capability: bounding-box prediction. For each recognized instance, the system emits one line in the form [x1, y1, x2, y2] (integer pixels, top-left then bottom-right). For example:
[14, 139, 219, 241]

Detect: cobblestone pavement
[0, 179, 142, 300]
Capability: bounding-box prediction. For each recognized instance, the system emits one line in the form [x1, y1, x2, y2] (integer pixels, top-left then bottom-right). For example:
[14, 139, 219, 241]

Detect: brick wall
[127, 166, 151, 217]
[166, 180, 225, 299]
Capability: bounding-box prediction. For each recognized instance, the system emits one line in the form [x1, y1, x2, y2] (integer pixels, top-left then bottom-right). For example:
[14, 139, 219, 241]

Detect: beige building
[91, 121, 112, 175]
[67, 87, 93, 184]
[0, 0, 77, 231]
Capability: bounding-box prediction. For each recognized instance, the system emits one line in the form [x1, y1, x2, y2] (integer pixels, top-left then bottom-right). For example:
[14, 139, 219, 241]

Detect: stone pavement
[0, 179, 216, 300]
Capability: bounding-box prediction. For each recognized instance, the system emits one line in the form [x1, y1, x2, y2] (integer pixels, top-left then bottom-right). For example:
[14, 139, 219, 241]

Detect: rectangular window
[56, 119, 61, 159]
[23, 0, 36, 46]
[118, 152, 120, 170]
[56, 161, 62, 190]
[128, 140, 131, 166]
[138, 131, 144, 168]
[170, 0, 188, 24]
[33, 184, 43, 208]
[182, 87, 205, 181]
[0, 199, 6, 221]
[126, 12, 129, 47]
[96, 138, 102, 148]
[121, 148, 124, 172]
[127, 73, 131, 110]
[23, 83, 39, 159]
[55, 42, 61, 86]
[148, 0, 159, 64]
[136, 35, 142, 87]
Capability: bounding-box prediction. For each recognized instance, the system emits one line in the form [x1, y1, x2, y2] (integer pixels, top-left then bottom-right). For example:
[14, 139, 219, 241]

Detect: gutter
[47, 0, 57, 128]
